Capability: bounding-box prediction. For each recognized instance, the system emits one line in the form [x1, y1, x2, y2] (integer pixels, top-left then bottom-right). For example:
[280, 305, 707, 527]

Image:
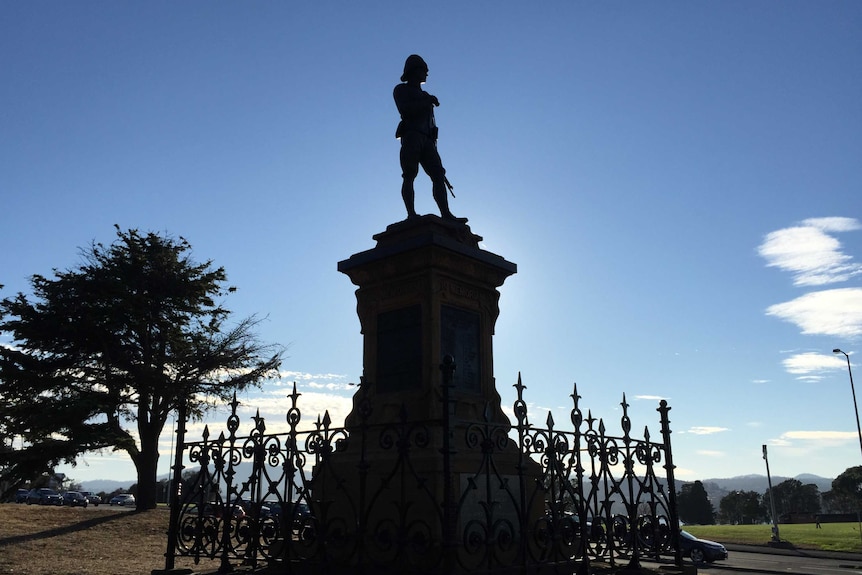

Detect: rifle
[431, 104, 456, 199]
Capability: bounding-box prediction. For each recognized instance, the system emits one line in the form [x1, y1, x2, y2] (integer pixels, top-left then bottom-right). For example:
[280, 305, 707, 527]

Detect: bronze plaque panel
[377, 305, 422, 393]
[441, 305, 481, 392]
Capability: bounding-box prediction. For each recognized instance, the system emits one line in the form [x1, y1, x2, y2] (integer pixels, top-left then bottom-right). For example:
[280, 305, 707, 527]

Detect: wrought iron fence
[163, 365, 681, 574]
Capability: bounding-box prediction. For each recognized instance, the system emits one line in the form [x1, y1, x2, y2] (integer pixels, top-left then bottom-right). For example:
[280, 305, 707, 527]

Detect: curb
[634, 544, 862, 575]
[724, 543, 862, 562]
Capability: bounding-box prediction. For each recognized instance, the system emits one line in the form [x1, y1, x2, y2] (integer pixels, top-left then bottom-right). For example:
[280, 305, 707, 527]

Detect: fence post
[218, 395, 241, 573]
[513, 374, 530, 571]
[569, 385, 591, 575]
[619, 395, 642, 572]
[161, 396, 188, 572]
[242, 410, 266, 570]
[658, 400, 682, 567]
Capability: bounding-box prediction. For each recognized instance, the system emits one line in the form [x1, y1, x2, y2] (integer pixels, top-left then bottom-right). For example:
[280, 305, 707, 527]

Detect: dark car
[15, 489, 29, 503]
[194, 501, 246, 520]
[679, 530, 728, 564]
[216, 503, 246, 520]
[62, 491, 89, 507]
[27, 488, 63, 506]
[79, 491, 101, 506]
[260, 500, 281, 520]
[260, 499, 315, 539]
[263, 500, 312, 524]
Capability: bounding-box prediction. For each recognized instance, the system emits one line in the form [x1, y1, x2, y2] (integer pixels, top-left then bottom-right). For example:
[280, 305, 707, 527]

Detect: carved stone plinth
[337, 215, 516, 429]
[306, 215, 542, 573]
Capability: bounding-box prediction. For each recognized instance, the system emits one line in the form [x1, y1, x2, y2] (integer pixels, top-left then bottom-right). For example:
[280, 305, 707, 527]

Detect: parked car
[79, 491, 101, 506]
[15, 489, 29, 503]
[207, 502, 246, 519]
[233, 498, 254, 513]
[62, 491, 89, 507]
[27, 488, 63, 506]
[261, 500, 312, 524]
[109, 493, 136, 507]
[679, 530, 728, 564]
[260, 500, 281, 520]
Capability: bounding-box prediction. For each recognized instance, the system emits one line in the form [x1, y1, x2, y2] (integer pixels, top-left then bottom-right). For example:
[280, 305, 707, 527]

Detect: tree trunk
[135, 430, 161, 510]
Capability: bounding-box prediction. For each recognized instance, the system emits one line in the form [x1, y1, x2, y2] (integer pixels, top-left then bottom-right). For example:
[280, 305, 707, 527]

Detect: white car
[109, 493, 136, 506]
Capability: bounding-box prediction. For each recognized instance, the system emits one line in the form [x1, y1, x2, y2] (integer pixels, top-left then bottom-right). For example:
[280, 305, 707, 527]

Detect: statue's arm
[394, 85, 435, 119]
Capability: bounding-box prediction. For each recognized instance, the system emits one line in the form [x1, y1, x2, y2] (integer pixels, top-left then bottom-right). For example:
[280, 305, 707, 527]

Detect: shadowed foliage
[0, 226, 283, 509]
[718, 490, 766, 525]
[823, 466, 862, 513]
[765, 478, 821, 519]
[676, 480, 715, 525]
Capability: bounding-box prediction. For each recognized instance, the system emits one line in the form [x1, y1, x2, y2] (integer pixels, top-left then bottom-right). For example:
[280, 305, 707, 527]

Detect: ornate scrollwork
[166, 375, 680, 573]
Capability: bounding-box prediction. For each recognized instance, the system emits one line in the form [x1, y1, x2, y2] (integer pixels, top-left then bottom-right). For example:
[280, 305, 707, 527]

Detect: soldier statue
[394, 55, 466, 223]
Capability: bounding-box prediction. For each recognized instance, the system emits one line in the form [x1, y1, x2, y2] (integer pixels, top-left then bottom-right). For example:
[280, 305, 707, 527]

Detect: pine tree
[677, 480, 715, 525]
[0, 226, 282, 508]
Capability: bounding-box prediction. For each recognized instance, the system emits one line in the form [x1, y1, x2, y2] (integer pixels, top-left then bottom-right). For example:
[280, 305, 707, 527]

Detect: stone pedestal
[337, 215, 516, 429]
[308, 216, 542, 573]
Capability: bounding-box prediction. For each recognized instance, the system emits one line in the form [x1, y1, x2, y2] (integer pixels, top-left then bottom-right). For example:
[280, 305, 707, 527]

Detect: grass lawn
[0, 504, 224, 575]
[4, 503, 860, 575]
[684, 522, 862, 553]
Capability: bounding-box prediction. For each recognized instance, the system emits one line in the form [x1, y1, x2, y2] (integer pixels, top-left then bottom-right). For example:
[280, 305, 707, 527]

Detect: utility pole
[762, 444, 780, 542]
[833, 349, 862, 459]
[835, 349, 862, 547]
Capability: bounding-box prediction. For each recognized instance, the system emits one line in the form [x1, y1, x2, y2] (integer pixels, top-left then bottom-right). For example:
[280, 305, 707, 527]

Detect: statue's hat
[401, 54, 428, 82]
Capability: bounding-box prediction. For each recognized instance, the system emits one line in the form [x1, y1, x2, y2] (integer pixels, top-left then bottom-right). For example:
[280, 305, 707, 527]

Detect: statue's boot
[402, 183, 419, 219]
[433, 185, 467, 223]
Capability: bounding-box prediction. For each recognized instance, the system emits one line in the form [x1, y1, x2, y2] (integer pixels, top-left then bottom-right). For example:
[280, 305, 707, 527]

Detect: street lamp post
[762, 444, 780, 542]
[834, 349, 862, 547]
[833, 349, 862, 459]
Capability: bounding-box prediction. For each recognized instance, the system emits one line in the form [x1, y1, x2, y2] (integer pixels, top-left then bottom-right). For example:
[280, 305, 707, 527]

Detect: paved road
[640, 545, 862, 575]
[700, 549, 862, 574]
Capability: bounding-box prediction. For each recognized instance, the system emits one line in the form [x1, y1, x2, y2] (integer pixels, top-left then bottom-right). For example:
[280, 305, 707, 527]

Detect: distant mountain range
[80, 474, 171, 495]
[79, 479, 135, 494]
[79, 472, 835, 500]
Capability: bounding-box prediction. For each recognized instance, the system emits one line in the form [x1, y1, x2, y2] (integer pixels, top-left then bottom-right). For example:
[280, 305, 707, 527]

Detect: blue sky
[2, 2, 861, 486]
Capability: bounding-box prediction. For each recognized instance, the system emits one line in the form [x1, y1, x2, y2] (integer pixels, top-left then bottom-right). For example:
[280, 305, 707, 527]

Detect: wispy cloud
[308, 381, 355, 391]
[687, 426, 729, 435]
[766, 287, 862, 337]
[783, 430, 857, 441]
[673, 466, 698, 479]
[274, 371, 348, 383]
[695, 450, 725, 457]
[205, 391, 354, 435]
[182, 373, 358, 440]
[772, 430, 860, 450]
[758, 217, 862, 287]
[633, 394, 668, 401]
[781, 352, 848, 375]
[763, 429, 860, 462]
[759, 218, 862, 367]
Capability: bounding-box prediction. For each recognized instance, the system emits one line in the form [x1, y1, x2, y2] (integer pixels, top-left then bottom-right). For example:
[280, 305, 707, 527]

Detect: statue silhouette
[394, 55, 466, 223]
